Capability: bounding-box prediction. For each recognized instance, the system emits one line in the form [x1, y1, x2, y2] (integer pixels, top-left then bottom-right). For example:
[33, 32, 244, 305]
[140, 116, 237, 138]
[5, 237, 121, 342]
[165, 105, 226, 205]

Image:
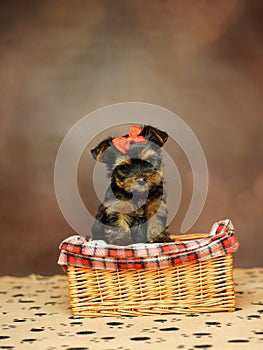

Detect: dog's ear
[91, 138, 114, 163]
[141, 125, 168, 147]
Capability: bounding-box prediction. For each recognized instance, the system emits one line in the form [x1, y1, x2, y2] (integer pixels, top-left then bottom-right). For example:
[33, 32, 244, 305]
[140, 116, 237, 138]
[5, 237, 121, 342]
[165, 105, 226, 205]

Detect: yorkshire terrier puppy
[91, 125, 172, 245]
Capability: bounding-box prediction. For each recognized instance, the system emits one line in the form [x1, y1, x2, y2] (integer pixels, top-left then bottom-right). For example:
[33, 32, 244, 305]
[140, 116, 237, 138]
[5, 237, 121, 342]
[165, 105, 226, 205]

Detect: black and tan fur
[90, 125, 172, 245]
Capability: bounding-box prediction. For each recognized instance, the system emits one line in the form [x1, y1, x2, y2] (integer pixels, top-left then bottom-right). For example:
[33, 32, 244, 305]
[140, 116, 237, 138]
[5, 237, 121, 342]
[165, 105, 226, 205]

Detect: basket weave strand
[66, 244, 236, 318]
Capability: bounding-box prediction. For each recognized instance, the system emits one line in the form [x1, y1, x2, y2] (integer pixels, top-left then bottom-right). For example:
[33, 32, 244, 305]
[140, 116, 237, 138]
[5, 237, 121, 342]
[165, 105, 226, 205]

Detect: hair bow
[112, 126, 146, 154]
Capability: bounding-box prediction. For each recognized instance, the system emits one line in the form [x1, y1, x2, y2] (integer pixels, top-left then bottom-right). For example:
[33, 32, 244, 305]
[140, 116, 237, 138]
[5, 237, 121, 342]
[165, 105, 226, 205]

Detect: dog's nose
[137, 178, 146, 186]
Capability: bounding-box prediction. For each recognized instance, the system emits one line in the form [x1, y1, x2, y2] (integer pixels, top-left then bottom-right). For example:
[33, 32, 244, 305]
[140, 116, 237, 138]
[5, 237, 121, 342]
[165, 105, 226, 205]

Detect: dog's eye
[146, 157, 155, 167]
[120, 164, 130, 174]
[145, 158, 159, 171]
[147, 158, 156, 168]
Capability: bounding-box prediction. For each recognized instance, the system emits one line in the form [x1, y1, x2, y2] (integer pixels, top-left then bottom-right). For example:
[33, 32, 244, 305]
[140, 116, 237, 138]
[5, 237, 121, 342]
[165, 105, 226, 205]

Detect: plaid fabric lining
[57, 219, 239, 271]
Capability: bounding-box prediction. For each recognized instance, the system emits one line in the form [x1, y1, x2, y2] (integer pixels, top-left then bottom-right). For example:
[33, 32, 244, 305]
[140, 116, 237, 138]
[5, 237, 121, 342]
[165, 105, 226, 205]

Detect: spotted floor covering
[0, 269, 262, 350]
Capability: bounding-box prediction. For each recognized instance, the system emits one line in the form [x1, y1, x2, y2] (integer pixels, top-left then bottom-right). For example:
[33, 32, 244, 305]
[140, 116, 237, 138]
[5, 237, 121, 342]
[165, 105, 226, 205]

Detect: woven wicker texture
[66, 234, 236, 317]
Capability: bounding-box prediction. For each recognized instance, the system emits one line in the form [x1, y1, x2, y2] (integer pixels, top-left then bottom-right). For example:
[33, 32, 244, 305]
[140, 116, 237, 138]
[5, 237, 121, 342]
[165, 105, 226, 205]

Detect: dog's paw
[105, 227, 133, 246]
[147, 229, 173, 243]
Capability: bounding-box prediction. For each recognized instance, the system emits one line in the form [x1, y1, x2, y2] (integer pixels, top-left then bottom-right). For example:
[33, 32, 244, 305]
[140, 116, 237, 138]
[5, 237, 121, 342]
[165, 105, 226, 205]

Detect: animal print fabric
[0, 269, 262, 349]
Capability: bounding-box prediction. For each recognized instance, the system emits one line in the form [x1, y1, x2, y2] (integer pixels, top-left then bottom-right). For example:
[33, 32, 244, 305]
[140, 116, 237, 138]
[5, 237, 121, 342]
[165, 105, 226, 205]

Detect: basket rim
[58, 219, 239, 272]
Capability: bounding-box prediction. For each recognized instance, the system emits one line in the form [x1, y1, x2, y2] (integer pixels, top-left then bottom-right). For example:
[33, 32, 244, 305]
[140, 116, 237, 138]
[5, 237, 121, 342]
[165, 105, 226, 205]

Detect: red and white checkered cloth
[58, 219, 239, 271]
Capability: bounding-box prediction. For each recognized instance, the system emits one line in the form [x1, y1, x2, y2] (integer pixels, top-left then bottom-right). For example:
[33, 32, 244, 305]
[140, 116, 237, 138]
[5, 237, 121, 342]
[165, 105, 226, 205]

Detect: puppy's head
[91, 125, 168, 193]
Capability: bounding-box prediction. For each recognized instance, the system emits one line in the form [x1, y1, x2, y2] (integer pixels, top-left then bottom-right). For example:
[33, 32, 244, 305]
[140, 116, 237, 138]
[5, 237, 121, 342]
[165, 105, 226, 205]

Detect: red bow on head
[112, 126, 146, 154]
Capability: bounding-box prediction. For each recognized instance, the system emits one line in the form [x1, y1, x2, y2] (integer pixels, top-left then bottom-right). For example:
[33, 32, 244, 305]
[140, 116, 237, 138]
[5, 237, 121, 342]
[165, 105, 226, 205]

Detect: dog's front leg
[146, 200, 172, 243]
[130, 222, 148, 243]
[104, 200, 135, 245]
[92, 204, 132, 245]
[105, 214, 133, 246]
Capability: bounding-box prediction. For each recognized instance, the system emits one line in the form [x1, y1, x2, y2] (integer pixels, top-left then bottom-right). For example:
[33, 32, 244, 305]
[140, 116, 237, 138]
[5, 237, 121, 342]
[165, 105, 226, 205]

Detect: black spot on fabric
[0, 346, 14, 349]
[101, 336, 115, 340]
[44, 302, 56, 306]
[0, 336, 10, 340]
[66, 348, 89, 350]
[194, 345, 213, 348]
[21, 339, 37, 343]
[106, 321, 124, 326]
[29, 306, 41, 310]
[193, 333, 211, 337]
[181, 333, 190, 338]
[255, 331, 263, 335]
[235, 307, 242, 311]
[34, 313, 47, 317]
[185, 314, 199, 317]
[205, 322, 221, 326]
[228, 339, 249, 343]
[130, 336, 151, 341]
[57, 332, 66, 337]
[70, 321, 83, 325]
[13, 318, 26, 322]
[159, 327, 179, 331]
[18, 300, 34, 303]
[11, 294, 24, 297]
[142, 328, 151, 332]
[30, 328, 44, 332]
[154, 319, 167, 323]
[257, 310, 263, 314]
[76, 331, 96, 335]
[247, 315, 260, 319]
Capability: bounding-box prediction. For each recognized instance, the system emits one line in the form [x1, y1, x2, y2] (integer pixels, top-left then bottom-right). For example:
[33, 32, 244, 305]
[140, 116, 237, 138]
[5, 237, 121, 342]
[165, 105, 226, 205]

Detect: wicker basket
[65, 233, 236, 317]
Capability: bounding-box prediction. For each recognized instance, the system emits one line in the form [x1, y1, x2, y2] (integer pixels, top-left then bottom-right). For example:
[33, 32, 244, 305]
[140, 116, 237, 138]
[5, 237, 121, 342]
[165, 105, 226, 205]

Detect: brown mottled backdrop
[0, 0, 262, 275]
